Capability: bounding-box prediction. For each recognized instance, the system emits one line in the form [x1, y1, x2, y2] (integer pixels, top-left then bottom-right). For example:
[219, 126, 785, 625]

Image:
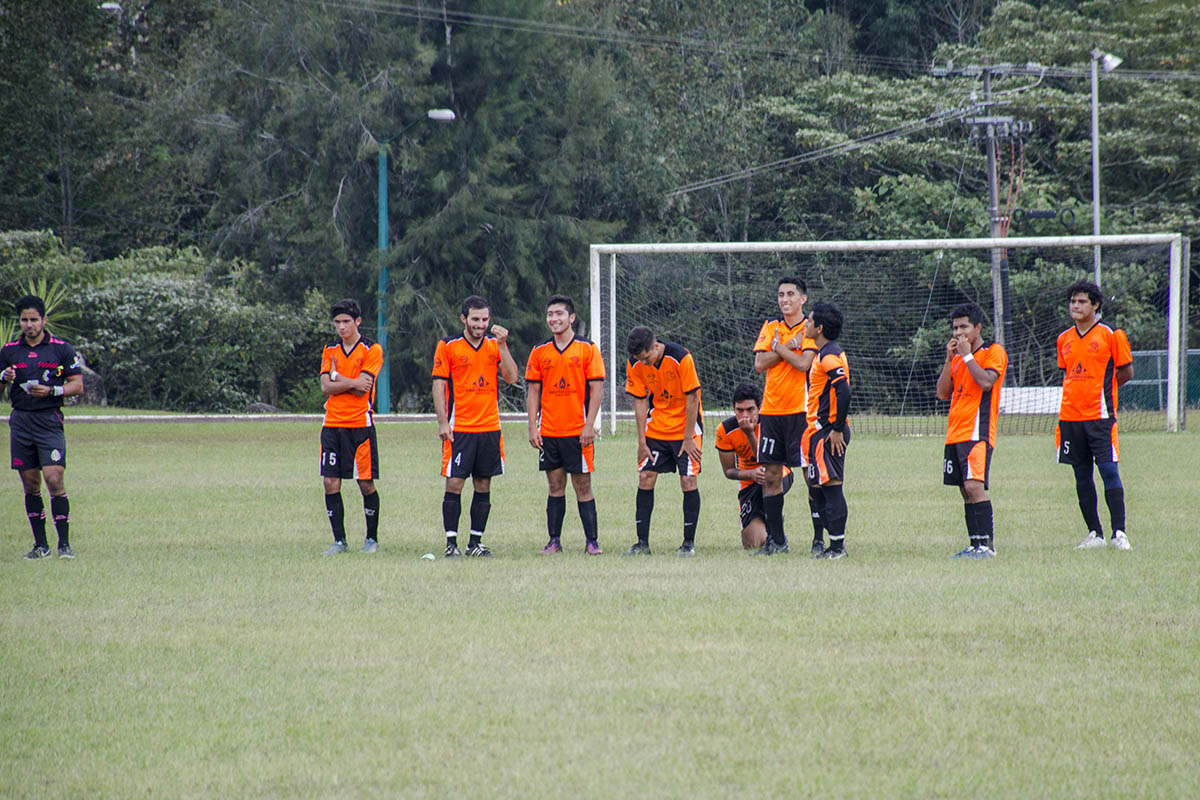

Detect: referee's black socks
[25, 494, 47, 548]
[50, 495, 69, 548]
[325, 492, 345, 542]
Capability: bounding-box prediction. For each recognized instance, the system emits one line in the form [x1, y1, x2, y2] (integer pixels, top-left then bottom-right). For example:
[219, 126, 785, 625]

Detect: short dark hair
[732, 382, 762, 406]
[778, 276, 807, 294]
[810, 302, 843, 341]
[15, 295, 45, 318]
[626, 325, 656, 357]
[546, 294, 575, 315]
[950, 302, 983, 326]
[461, 295, 490, 317]
[1066, 280, 1103, 311]
[330, 298, 362, 319]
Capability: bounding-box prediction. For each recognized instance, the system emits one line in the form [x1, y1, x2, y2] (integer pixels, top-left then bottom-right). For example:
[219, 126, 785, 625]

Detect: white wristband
[53, 385, 65, 396]
[962, 352, 975, 363]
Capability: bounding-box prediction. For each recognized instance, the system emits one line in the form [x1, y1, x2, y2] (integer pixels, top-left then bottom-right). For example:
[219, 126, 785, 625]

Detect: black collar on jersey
[552, 334, 578, 354]
[1072, 321, 1101, 338]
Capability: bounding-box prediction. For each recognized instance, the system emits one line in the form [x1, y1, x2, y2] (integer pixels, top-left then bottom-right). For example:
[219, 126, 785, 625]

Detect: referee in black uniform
[0, 295, 84, 559]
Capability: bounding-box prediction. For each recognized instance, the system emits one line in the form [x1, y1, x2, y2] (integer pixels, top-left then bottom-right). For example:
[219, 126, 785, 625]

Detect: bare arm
[1116, 363, 1133, 387]
[935, 338, 956, 401]
[754, 349, 781, 373]
[321, 372, 372, 396]
[581, 379, 603, 447]
[527, 382, 542, 449]
[633, 395, 650, 463]
[432, 379, 452, 441]
[681, 391, 701, 460]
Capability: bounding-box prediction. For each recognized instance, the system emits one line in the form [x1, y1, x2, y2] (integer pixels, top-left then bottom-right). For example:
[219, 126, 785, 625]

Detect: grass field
[2, 419, 1198, 798]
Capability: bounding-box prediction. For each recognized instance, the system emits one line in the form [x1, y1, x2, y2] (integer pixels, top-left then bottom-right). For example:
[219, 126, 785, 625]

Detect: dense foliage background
[1, 0, 1196, 411]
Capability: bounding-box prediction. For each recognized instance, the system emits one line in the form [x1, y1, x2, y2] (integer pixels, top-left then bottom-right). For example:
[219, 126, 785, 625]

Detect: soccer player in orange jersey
[803, 302, 852, 559]
[319, 299, 385, 555]
[935, 302, 1008, 558]
[715, 383, 794, 550]
[525, 295, 606, 555]
[624, 325, 703, 556]
[752, 276, 818, 556]
[1055, 281, 1134, 551]
[432, 295, 519, 557]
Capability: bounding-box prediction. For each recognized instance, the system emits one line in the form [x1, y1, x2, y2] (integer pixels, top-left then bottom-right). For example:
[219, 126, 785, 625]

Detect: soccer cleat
[752, 539, 789, 556]
[585, 540, 603, 555]
[57, 545, 75, 559]
[25, 545, 51, 560]
[811, 539, 826, 558]
[322, 540, 348, 556]
[1111, 531, 1132, 551]
[625, 540, 651, 556]
[444, 542, 462, 558]
[361, 538, 378, 554]
[952, 545, 978, 558]
[465, 543, 493, 557]
[676, 542, 696, 557]
[821, 547, 848, 560]
[540, 538, 563, 555]
[1076, 531, 1107, 550]
[970, 546, 995, 559]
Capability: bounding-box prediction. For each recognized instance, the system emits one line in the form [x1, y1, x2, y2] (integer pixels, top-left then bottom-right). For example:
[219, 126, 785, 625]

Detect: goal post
[590, 233, 1186, 436]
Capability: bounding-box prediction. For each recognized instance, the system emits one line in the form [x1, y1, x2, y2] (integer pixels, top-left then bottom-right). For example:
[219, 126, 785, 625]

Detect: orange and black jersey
[432, 335, 504, 433]
[715, 417, 791, 491]
[624, 341, 703, 440]
[525, 335, 606, 437]
[753, 317, 817, 415]
[945, 343, 1008, 446]
[321, 336, 383, 428]
[1057, 323, 1132, 421]
[806, 342, 850, 431]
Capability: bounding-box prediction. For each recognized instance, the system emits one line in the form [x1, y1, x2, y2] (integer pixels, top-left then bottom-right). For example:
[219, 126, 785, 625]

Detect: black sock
[762, 492, 786, 545]
[823, 484, 847, 551]
[547, 495, 566, 539]
[50, 495, 69, 548]
[964, 501, 979, 547]
[363, 491, 379, 541]
[578, 498, 598, 542]
[635, 488, 654, 542]
[1074, 466, 1104, 535]
[442, 491, 462, 540]
[682, 489, 700, 543]
[324, 492, 345, 541]
[808, 485, 825, 543]
[975, 500, 993, 550]
[25, 494, 47, 548]
[1105, 487, 1126, 533]
[470, 491, 491, 535]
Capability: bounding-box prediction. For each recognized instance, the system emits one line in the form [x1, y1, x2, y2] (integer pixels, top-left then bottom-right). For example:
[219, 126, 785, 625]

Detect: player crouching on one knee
[935, 302, 1007, 559]
[715, 383, 794, 550]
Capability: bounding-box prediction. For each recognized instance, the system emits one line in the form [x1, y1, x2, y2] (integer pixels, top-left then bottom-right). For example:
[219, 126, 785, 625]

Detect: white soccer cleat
[1076, 531, 1107, 549]
[1111, 531, 1132, 551]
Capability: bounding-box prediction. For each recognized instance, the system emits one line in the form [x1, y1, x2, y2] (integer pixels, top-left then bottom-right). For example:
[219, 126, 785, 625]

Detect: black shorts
[757, 413, 807, 467]
[805, 426, 849, 486]
[1056, 419, 1119, 466]
[539, 436, 595, 474]
[943, 441, 992, 489]
[9, 409, 67, 471]
[320, 426, 379, 480]
[639, 435, 702, 476]
[442, 430, 505, 478]
[737, 471, 795, 530]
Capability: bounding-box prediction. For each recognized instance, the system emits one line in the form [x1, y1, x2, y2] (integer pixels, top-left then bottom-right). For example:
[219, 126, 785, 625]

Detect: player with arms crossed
[935, 302, 1008, 558]
[1, 295, 84, 559]
[624, 325, 703, 556]
[752, 276, 819, 556]
[1056, 281, 1134, 551]
[525, 295, 606, 554]
[715, 382, 794, 550]
[804, 302, 852, 559]
[318, 299, 384, 555]
[433, 295, 519, 557]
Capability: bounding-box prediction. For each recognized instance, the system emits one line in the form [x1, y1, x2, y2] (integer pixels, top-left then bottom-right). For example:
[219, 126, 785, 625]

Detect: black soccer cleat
[625, 540, 651, 556]
[57, 545, 75, 559]
[24, 545, 51, 560]
[676, 541, 696, 557]
[465, 543, 493, 557]
[444, 542, 462, 558]
[821, 547, 848, 560]
[811, 539, 826, 558]
[751, 539, 789, 556]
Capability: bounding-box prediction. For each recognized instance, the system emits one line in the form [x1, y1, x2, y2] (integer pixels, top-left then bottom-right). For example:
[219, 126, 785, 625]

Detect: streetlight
[1090, 48, 1121, 286]
[376, 108, 456, 413]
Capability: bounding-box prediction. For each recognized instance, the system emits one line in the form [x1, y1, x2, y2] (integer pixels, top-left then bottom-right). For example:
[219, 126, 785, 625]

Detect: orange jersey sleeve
[322, 337, 383, 428]
[754, 318, 815, 415]
[434, 336, 502, 433]
[527, 337, 606, 437]
[1058, 324, 1130, 421]
[945, 343, 1008, 445]
[806, 343, 850, 428]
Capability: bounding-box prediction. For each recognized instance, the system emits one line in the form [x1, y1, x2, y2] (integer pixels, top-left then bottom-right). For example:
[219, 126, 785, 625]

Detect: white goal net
[590, 234, 1186, 436]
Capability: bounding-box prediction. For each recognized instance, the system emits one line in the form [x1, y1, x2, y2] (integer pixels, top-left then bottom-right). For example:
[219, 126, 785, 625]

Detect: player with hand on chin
[935, 302, 1007, 558]
[525, 295, 606, 554]
[0, 295, 84, 559]
[433, 295, 519, 557]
